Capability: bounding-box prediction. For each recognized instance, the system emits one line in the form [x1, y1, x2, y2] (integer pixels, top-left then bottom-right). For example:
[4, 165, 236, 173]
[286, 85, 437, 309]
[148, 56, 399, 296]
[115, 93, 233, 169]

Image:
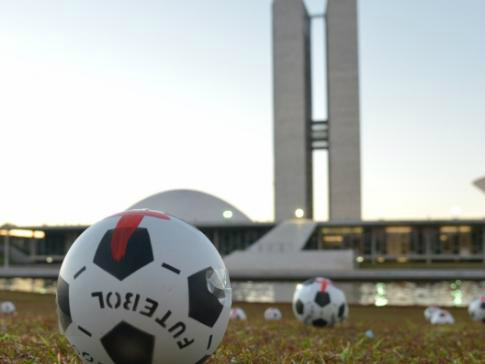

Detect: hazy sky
[0, 0, 484, 225]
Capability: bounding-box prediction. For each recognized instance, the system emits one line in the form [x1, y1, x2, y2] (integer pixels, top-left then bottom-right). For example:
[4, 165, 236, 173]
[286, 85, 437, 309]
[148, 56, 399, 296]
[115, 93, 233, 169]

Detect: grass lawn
[0, 291, 485, 363]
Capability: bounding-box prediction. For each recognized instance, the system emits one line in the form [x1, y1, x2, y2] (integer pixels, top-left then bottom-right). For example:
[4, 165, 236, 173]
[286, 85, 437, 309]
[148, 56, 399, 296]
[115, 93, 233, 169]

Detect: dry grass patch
[0, 292, 484, 364]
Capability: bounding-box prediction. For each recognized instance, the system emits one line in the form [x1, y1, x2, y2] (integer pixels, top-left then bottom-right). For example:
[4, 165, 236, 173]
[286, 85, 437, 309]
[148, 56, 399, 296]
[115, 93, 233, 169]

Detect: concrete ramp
[225, 250, 355, 279]
[248, 219, 316, 253]
[0, 244, 34, 264]
[224, 219, 355, 279]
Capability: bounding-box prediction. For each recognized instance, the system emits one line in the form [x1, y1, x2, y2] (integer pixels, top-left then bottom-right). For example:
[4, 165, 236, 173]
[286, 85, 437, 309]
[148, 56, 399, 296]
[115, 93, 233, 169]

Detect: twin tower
[273, 0, 361, 222]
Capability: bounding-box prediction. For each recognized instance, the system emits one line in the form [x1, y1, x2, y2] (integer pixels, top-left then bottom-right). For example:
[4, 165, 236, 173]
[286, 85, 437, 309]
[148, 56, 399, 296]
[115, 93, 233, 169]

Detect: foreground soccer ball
[56, 209, 232, 364]
[264, 307, 282, 321]
[292, 277, 348, 327]
[424, 305, 440, 321]
[430, 309, 454, 325]
[229, 308, 247, 320]
[468, 296, 485, 322]
[0, 301, 16, 315]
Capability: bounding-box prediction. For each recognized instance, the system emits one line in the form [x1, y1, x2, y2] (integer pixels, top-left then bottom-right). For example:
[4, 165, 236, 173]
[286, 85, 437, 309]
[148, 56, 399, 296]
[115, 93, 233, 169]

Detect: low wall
[225, 250, 356, 280]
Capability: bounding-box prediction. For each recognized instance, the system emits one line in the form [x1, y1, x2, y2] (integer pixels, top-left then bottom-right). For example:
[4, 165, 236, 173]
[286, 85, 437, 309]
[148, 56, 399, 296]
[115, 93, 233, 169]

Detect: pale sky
[0, 0, 484, 225]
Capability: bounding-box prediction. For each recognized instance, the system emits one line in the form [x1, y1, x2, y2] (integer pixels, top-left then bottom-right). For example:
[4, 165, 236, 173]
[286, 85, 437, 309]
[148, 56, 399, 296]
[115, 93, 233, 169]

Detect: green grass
[1, 291, 485, 363]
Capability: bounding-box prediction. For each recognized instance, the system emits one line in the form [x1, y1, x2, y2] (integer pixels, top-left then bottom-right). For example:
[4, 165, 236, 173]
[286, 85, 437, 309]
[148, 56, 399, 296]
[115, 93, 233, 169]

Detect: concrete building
[3, 216, 485, 279]
[2, 189, 485, 295]
[326, 0, 361, 221]
[2, 187, 484, 273]
[272, 0, 313, 221]
[273, 0, 361, 222]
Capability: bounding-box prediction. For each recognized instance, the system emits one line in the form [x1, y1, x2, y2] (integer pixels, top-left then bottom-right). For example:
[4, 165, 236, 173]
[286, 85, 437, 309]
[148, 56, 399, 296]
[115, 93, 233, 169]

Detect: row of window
[3, 224, 484, 260]
[305, 225, 485, 257]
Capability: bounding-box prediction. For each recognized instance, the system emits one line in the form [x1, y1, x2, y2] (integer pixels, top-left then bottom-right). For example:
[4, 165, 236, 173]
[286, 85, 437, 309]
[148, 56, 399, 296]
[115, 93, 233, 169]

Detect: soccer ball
[292, 277, 348, 327]
[56, 209, 232, 364]
[468, 296, 485, 322]
[430, 309, 454, 325]
[229, 308, 247, 320]
[264, 307, 282, 320]
[0, 301, 16, 315]
[424, 305, 440, 321]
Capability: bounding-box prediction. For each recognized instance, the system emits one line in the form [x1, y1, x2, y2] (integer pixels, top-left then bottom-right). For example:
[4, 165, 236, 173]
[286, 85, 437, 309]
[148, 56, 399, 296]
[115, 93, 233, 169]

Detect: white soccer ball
[424, 305, 440, 321]
[292, 277, 348, 327]
[264, 307, 282, 321]
[0, 301, 16, 315]
[229, 308, 247, 320]
[468, 296, 485, 322]
[56, 209, 232, 364]
[430, 309, 454, 325]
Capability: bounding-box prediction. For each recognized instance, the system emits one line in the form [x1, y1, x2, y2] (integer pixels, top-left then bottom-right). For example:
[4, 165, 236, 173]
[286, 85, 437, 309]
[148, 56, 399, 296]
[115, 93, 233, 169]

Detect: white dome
[129, 189, 252, 225]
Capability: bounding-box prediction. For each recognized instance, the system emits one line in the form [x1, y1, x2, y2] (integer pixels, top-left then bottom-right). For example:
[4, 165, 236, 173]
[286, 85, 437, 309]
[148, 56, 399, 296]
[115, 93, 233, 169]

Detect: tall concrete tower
[272, 0, 313, 221]
[326, 0, 361, 221]
[273, 0, 361, 222]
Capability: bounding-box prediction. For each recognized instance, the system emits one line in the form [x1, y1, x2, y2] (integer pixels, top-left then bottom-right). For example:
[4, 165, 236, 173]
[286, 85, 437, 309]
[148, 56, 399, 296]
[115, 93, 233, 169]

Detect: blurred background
[0, 0, 484, 307]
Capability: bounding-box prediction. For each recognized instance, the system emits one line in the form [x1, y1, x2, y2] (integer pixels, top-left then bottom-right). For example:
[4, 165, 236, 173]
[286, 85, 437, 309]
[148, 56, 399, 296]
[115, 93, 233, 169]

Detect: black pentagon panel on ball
[314, 291, 331, 307]
[57, 276, 72, 331]
[188, 267, 224, 328]
[101, 321, 154, 364]
[295, 299, 304, 315]
[338, 303, 346, 319]
[94, 228, 154, 281]
[194, 355, 210, 364]
[312, 319, 328, 327]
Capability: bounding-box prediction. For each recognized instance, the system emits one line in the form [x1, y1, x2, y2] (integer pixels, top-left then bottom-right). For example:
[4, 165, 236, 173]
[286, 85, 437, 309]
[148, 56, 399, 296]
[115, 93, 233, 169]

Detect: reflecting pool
[1, 278, 484, 306]
[232, 280, 485, 306]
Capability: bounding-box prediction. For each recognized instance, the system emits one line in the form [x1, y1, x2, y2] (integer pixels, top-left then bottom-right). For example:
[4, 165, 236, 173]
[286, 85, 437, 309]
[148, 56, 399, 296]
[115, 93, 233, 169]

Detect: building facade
[3, 220, 485, 267]
[326, 0, 361, 222]
[273, 0, 314, 221]
[273, 0, 361, 222]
